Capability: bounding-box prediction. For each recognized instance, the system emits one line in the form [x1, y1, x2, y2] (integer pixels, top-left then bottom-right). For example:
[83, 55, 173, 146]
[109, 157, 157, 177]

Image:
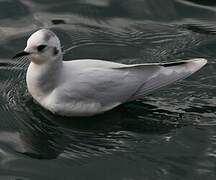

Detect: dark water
[0, 0, 215, 179]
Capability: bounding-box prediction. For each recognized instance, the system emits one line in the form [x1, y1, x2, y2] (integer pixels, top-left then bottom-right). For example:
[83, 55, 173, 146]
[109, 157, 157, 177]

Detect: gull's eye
[37, 45, 47, 52]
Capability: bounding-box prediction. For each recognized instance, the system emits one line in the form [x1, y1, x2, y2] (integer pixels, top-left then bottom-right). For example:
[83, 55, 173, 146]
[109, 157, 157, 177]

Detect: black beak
[12, 51, 30, 59]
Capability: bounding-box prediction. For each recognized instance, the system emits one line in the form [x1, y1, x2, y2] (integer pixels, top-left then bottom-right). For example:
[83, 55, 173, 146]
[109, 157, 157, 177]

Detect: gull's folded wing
[113, 58, 207, 101]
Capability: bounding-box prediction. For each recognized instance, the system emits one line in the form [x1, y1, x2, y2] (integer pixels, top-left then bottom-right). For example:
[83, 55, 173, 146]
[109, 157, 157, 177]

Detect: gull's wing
[116, 58, 207, 101]
[61, 58, 207, 111]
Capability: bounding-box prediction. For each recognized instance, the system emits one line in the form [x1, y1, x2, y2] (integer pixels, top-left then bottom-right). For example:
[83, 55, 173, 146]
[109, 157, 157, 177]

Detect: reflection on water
[0, 0, 215, 179]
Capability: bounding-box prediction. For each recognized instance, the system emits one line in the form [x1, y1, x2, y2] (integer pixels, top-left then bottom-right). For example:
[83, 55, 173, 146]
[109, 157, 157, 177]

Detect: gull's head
[13, 29, 62, 63]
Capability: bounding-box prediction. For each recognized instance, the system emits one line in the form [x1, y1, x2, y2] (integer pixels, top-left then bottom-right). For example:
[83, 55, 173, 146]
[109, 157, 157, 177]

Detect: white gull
[13, 29, 207, 116]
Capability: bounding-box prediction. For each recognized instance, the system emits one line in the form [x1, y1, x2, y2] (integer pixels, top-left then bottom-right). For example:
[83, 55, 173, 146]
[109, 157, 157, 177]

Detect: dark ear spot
[53, 47, 59, 55]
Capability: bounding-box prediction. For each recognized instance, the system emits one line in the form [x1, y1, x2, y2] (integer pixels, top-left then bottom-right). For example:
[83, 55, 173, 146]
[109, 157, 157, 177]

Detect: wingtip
[189, 58, 207, 66]
[161, 58, 207, 68]
[190, 58, 207, 65]
[186, 58, 207, 73]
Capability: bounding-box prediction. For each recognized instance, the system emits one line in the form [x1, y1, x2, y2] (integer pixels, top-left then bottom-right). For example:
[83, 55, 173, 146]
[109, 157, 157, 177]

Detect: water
[0, 0, 215, 179]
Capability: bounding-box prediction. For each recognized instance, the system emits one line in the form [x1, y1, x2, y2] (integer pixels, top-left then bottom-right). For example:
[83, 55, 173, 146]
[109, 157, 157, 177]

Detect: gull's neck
[26, 56, 63, 101]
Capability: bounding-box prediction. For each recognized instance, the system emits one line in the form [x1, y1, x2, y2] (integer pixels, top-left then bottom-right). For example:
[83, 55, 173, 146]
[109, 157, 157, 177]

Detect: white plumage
[14, 29, 207, 116]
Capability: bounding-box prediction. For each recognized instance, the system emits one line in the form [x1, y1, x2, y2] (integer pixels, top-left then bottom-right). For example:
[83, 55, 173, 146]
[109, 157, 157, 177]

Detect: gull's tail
[128, 58, 207, 100]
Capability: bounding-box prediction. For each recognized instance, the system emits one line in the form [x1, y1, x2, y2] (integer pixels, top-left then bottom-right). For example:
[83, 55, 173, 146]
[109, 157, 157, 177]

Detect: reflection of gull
[0, 126, 65, 159]
[13, 29, 207, 116]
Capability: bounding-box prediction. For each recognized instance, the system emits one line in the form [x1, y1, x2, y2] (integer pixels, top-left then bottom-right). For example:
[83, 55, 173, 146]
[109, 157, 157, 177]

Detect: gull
[13, 29, 207, 117]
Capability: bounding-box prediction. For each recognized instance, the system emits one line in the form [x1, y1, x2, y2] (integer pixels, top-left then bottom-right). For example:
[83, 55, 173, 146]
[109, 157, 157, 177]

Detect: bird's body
[14, 29, 207, 117]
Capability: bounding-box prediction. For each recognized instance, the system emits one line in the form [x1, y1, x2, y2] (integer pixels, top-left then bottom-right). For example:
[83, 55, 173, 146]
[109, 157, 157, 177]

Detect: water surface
[0, 0, 215, 179]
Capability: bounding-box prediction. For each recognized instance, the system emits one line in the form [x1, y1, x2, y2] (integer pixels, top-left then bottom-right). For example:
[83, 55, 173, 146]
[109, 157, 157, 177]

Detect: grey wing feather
[114, 58, 207, 101]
